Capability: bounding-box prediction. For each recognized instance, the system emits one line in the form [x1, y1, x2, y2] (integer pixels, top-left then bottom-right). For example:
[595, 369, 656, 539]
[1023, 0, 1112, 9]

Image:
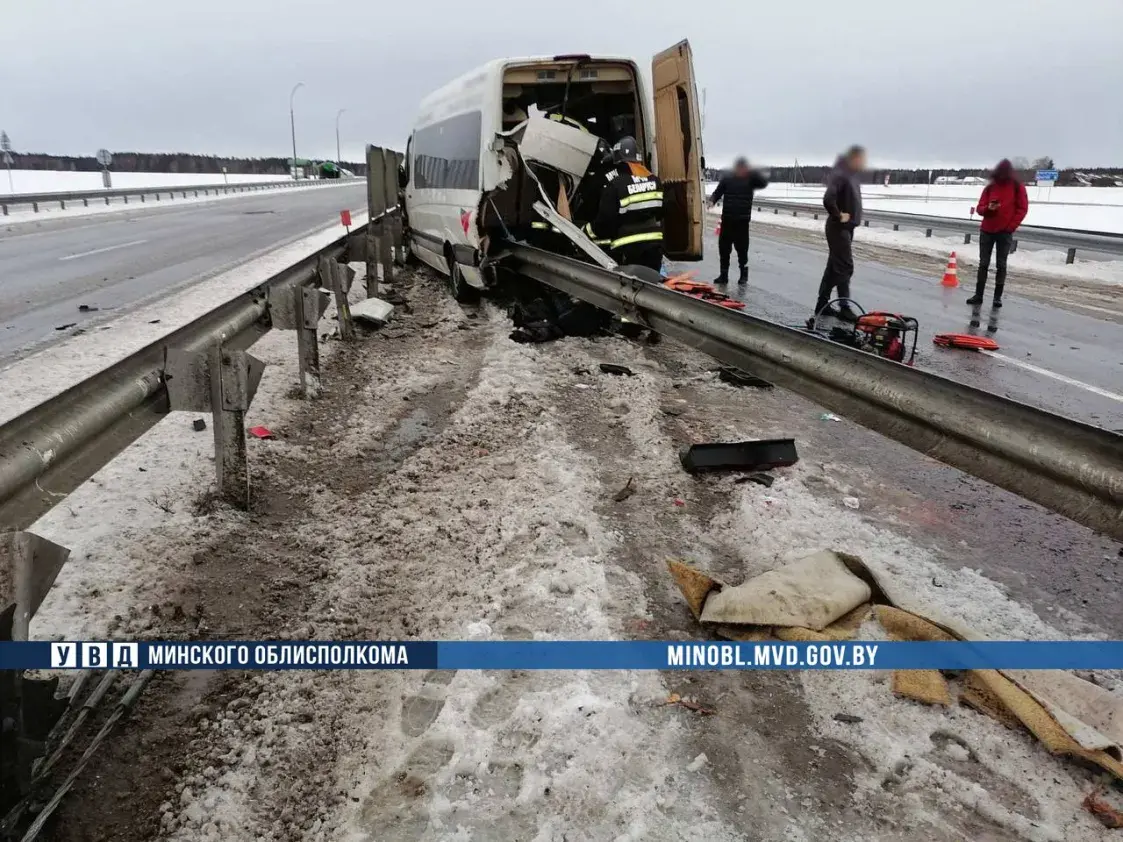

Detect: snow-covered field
[2, 168, 292, 194]
[707, 182, 1123, 234]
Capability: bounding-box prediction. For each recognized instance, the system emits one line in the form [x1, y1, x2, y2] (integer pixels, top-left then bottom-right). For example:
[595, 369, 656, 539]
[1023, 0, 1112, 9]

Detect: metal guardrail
[0, 177, 358, 216]
[505, 244, 1123, 541]
[750, 198, 1123, 263]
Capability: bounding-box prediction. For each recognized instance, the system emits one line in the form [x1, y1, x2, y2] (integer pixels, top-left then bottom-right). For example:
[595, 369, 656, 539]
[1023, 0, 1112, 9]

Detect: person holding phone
[969, 159, 1029, 308]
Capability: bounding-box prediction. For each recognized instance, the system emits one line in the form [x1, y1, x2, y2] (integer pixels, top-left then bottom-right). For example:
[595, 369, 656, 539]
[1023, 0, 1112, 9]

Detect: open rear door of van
[651, 39, 704, 260]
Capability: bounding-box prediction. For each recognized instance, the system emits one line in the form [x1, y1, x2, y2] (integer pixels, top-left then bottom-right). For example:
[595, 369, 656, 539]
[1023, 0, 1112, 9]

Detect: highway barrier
[0, 177, 361, 216]
[750, 198, 1123, 263]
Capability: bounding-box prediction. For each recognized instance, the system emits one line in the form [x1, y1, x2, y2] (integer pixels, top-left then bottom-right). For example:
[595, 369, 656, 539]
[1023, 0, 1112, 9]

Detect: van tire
[446, 252, 478, 303]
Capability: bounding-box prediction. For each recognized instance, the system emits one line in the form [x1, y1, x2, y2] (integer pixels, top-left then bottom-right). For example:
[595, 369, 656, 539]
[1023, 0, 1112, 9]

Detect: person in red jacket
[967, 159, 1028, 307]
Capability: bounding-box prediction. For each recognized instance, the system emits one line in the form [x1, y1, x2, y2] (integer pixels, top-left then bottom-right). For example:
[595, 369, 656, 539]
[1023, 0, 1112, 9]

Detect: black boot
[714, 268, 729, 285]
[737, 266, 748, 285]
[965, 295, 983, 305]
[992, 282, 1004, 308]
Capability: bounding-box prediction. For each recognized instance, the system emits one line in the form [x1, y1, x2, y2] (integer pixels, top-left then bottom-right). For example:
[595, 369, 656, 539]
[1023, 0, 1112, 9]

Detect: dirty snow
[24, 266, 1120, 840]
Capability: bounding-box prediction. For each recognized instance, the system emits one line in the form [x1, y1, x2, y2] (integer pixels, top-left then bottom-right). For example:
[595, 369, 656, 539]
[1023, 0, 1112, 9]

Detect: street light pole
[289, 82, 304, 180]
[335, 108, 347, 164]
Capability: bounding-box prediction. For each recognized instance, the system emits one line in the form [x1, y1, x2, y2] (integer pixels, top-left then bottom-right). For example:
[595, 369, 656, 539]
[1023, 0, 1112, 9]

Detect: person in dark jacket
[708, 157, 768, 285]
[814, 145, 866, 320]
[968, 159, 1028, 308]
[587, 136, 664, 271]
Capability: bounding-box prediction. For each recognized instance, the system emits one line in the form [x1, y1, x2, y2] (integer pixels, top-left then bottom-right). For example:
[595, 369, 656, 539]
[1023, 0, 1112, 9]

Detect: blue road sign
[1036, 169, 1059, 182]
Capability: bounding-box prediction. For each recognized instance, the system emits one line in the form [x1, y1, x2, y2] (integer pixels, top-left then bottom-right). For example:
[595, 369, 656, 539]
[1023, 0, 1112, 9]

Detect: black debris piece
[192, 418, 207, 432]
[833, 713, 863, 724]
[718, 367, 773, 388]
[680, 439, 798, 474]
[599, 363, 635, 377]
[78, 304, 99, 312]
[733, 472, 774, 488]
[55, 323, 77, 331]
[149, 319, 161, 324]
[613, 478, 636, 502]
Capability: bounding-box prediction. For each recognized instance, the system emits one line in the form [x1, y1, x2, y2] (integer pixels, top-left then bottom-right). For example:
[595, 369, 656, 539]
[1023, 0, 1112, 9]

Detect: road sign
[1036, 169, 1059, 182]
[0, 131, 10, 153]
[2, 151, 11, 166]
[96, 148, 112, 168]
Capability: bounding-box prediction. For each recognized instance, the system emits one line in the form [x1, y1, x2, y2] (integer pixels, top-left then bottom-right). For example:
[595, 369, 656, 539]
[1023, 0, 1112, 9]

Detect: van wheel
[447, 257, 478, 303]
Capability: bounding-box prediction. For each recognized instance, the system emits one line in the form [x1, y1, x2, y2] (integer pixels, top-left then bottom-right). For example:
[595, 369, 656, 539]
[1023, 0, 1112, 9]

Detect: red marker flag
[340, 209, 352, 227]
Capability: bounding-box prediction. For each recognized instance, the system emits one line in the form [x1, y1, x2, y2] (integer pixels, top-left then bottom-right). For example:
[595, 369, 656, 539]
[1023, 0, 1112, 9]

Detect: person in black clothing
[708, 157, 768, 285]
[814, 145, 866, 320]
[587, 136, 664, 272]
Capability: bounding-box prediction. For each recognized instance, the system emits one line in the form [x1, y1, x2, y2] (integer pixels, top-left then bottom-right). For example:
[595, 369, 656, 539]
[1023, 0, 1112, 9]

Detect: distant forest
[705, 164, 1123, 187]
[8, 151, 367, 176]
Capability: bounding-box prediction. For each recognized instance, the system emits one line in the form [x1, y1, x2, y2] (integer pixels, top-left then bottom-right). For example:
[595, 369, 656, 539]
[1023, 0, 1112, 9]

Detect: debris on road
[679, 438, 798, 474]
[77, 304, 99, 312]
[664, 693, 715, 716]
[55, 323, 77, 331]
[247, 426, 276, 440]
[669, 552, 1123, 785]
[351, 297, 395, 327]
[843, 496, 861, 509]
[660, 403, 686, 417]
[833, 713, 864, 724]
[1083, 788, 1123, 829]
[734, 472, 774, 488]
[612, 477, 636, 502]
[148, 319, 160, 324]
[192, 419, 206, 432]
[820, 412, 842, 422]
[686, 752, 709, 772]
[718, 366, 772, 388]
[599, 363, 635, 377]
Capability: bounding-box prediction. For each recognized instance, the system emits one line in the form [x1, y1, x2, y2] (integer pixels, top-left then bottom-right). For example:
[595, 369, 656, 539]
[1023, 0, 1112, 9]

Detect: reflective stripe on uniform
[619, 200, 662, 214]
[611, 231, 663, 249]
[583, 222, 611, 246]
[619, 190, 663, 207]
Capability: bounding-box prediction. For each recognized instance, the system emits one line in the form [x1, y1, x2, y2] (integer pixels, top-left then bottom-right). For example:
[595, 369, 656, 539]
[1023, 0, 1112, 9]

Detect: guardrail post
[166, 346, 265, 508]
[320, 256, 354, 341]
[893, 223, 899, 231]
[1066, 247, 1077, 264]
[1011, 239, 1018, 253]
[194, 190, 199, 198]
[59, 199, 65, 210]
[773, 208, 778, 215]
[1, 531, 71, 640]
[863, 220, 869, 227]
[813, 213, 818, 220]
[295, 286, 328, 397]
[925, 228, 932, 238]
[31, 201, 38, 212]
[139, 194, 144, 203]
[964, 233, 971, 244]
[379, 223, 395, 285]
[123, 195, 128, 204]
[365, 224, 379, 297]
[391, 214, 405, 265]
[104, 196, 110, 206]
[82, 198, 88, 207]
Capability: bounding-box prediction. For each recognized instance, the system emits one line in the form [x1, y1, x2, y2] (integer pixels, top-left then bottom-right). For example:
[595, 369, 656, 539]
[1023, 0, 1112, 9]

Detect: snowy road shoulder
[28, 267, 1121, 841]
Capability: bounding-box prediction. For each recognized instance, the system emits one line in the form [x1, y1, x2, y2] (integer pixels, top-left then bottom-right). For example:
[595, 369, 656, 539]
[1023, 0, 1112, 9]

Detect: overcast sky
[3, 0, 1121, 168]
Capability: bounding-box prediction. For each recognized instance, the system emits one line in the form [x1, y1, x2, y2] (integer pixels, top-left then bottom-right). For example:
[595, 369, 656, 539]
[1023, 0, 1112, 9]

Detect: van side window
[413, 111, 482, 190]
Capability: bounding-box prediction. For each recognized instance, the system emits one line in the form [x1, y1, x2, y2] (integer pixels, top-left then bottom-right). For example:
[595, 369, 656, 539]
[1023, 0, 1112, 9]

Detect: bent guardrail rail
[505, 244, 1123, 541]
[749, 198, 1123, 263]
[0, 177, 363, 215]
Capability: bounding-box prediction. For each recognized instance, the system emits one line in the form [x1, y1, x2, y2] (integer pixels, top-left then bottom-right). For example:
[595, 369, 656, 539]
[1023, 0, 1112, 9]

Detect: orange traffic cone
[941, 252, 959, 287]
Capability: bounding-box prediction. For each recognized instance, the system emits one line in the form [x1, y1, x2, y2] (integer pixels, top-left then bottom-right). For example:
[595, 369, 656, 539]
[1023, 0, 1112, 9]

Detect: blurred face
[849, 150, 868, 172]
[734, 159, 750, 176]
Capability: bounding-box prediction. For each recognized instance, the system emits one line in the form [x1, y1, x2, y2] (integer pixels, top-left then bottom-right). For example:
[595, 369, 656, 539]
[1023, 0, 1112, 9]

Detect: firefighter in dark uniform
[586, 136, 664, 272]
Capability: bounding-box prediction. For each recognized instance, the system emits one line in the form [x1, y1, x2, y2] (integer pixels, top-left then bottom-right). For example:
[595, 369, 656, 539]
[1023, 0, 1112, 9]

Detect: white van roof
[416, 54, 641, 120]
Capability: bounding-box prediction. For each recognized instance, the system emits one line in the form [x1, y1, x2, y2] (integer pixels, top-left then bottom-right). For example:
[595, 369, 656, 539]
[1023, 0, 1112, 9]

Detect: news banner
[1, 641, 1123, 670]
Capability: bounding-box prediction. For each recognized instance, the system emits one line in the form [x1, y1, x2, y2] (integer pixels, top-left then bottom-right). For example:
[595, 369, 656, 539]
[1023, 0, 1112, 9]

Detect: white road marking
[58, 239, 149, 261]
[981, 350, 1123, 404]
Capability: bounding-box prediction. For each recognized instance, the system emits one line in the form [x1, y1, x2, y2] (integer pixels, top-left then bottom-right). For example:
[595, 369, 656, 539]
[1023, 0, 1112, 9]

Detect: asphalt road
[680, 221, 1123, 431]
[0, 182, 367, 362]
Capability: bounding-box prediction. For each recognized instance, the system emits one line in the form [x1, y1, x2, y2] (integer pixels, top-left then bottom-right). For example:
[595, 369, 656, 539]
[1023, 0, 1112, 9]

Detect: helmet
[611, 136, 642, 165]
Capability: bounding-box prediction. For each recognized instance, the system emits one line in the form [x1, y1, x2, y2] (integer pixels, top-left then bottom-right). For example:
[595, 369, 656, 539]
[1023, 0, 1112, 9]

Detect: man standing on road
[814, 145, 866, 321]
[707, 157, 768, 285]
[968, 159, 1028, 308]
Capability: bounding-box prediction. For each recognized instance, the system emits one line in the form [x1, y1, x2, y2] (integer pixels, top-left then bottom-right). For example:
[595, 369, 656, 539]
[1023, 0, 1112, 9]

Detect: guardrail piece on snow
[270, 284, 330, 399]
[320, 256, 355, 342]
[166, 347, 265, 508]
[0, 531, 71, 641]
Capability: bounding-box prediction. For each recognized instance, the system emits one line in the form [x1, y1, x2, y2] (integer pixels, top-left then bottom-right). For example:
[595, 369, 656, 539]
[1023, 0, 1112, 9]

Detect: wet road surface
[680, 221, 1123, 431]
[0, 182, 367, 363]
